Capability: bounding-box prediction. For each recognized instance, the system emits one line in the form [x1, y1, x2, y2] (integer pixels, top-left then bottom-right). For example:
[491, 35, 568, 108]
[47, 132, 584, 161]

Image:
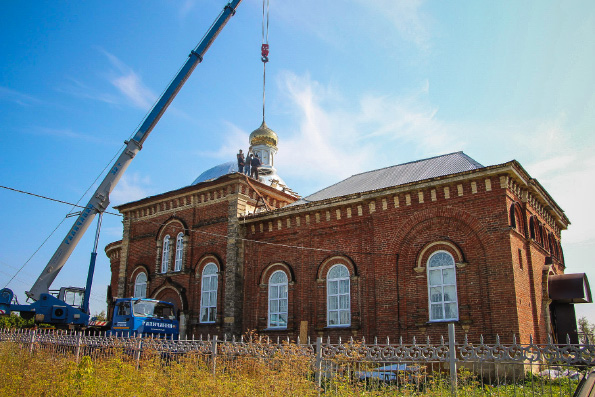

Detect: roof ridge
[304, 151, 471, 199]
[350, 151, 467, 178]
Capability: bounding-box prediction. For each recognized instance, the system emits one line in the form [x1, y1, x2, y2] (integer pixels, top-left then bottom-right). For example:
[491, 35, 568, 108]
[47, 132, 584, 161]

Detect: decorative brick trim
[317, 255, 358, 280]
[259, 262, 295, 285]
[415, 240, 465, 273]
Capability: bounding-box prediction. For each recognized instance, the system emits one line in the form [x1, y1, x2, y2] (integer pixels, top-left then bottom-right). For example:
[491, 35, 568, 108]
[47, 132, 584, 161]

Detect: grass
[0, 341, 581, 396]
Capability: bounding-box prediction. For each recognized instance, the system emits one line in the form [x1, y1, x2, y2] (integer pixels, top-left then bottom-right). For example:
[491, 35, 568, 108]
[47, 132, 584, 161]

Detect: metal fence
[2, 324, 594, 396]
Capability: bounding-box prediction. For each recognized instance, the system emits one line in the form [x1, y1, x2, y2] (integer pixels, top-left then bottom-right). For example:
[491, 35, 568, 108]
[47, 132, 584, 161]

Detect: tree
[578, 317, 595, 344]
[92, 310, 107, 321]
[0, 313, 34, 329]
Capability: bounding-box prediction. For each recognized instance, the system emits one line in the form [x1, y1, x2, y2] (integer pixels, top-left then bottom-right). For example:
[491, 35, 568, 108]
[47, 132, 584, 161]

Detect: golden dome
[249, 121, 278, 148]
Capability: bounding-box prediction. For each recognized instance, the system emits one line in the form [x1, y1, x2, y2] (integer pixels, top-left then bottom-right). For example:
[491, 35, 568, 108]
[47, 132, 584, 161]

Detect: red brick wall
[106, 171, 567, 343]
[242, 177, 534, 343]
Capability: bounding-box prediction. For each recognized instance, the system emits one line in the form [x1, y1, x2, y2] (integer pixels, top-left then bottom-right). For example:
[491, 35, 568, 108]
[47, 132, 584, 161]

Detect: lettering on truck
[145, 322, 176, 328]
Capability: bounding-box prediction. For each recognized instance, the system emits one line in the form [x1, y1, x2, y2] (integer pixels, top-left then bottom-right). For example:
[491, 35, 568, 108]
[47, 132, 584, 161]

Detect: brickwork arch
[259, 262, 295, 285]
[194, 254, 224, 276]
[390, 206, 492, 257]
[510, 202, 525, 236]
[130, 264, 151, 283]
[152, 284, 186, 313]
[415, 240, 465, 273]
[386, 206, 496, 341]
[316, 255, 358, 281]
[128, 264, 151, 298]
[156, 217, 188, 241]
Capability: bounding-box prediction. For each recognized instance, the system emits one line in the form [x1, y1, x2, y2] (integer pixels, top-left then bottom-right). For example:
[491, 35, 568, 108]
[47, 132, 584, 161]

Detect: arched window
[134, 272, 147, 298]
[509, 204, 517, 228]
[529, 216, 536, 240]
[161, 235, 170, 273]
[174, 232, 184, 272]
[200, 263, 218, 323]
[327, 264, 350, 327]
[268, 270, 288, 328]
[427, 251, 458, 322]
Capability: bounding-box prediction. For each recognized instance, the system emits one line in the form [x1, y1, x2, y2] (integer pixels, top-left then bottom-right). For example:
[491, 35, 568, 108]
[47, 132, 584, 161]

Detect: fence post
[75, 331, 82, 363]
[29, 329, 36, 355]
[448, 322, 457, 396]
[135, 335, 142, 370]
[211, 335, 218, 377]
[315, 336, 323, 392]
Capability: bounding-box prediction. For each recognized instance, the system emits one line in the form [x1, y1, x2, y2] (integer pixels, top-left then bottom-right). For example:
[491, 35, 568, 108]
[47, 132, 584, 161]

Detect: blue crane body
[0, 0, 243, 338]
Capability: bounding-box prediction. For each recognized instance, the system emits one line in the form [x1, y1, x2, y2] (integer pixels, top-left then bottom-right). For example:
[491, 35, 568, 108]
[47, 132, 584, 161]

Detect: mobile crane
[0, 0, 243, 337]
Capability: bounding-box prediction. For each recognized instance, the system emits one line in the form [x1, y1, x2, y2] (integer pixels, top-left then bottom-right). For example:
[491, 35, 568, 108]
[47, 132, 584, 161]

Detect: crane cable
[261, 0, 270, 123]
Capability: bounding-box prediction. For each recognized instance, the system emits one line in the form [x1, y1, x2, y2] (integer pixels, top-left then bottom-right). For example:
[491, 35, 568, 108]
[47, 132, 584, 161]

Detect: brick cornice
[243, 161, 569, 233]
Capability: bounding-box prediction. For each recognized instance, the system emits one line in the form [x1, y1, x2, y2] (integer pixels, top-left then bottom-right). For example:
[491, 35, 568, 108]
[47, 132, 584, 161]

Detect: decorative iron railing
[2, 324, 594, 396]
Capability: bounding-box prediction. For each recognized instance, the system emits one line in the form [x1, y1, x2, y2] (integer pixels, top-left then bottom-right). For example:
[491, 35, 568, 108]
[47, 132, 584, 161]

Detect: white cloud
[274, 0, 431, 53]
[111, 72, 155, 110]
[272, 71, 461, 193]
[110, 173, 153, 207]
[58, 78, 120, 106]
[102, 51, 157, 110]
[29, 127, 111, 144]
[353, 0, 431, 50]
[59, 51, 157, 110]
[0, 86, 41, 106]
[178, 0, 196, 20]
[526, 153, 595, 245]
[193, 121, 249, 160]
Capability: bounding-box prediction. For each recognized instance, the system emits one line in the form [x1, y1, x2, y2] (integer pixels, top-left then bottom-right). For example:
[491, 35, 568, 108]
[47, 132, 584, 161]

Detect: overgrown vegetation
[0, 314, 34, 329]
[0, 341, 581, 396]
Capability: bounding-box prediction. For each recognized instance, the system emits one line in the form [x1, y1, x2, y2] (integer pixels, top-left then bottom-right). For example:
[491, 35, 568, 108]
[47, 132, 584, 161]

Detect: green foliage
[92, 310, 108, 321]
[0, 313, 34, 329]
[578, 316, 595, 344]
[0, 341, 581, 396]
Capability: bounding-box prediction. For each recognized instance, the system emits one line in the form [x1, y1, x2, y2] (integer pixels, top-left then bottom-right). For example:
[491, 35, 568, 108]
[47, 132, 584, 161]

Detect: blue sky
[1, 0, 594, 323]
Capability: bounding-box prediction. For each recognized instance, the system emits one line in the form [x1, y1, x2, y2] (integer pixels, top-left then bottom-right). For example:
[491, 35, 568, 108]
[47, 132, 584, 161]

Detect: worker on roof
[237, 149, 245, 173]
[245, 152, 253, 176]
[250, 153, 261, 180]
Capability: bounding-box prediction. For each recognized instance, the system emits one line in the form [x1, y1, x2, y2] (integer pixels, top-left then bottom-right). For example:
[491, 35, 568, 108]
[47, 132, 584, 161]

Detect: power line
[128, 211, 395, 257]
[0, 185, 121, 216]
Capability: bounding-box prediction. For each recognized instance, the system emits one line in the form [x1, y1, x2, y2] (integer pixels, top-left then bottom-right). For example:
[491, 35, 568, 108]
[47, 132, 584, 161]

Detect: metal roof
[191, 161, 237, 185]
[549, 273, 592, 304]
[294, 152, 484, 205]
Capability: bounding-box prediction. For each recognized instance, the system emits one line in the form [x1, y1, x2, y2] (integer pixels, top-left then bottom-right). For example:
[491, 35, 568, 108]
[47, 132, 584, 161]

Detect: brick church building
[105, 122, 591, 343]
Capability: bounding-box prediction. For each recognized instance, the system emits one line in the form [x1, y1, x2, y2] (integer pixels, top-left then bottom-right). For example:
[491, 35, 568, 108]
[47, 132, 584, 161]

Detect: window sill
[157, 270, 184, 276]
[325, 325, 352, 329]
[262, 327, 288, 332]
[426, 319, 459, 324]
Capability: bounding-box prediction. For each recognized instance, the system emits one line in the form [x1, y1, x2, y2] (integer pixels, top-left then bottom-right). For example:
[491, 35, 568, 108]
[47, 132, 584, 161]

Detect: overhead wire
[126, 208, 396, 257]
[2, 143, 125, 290]
[0, 185, 122, 217]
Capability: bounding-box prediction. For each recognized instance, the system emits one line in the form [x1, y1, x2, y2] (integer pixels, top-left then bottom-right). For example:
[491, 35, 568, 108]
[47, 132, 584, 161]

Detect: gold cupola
[249, 121, 278, 149]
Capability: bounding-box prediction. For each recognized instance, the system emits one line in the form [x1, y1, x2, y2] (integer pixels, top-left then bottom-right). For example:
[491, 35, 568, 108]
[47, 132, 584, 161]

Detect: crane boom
[26, 0, 243, 301]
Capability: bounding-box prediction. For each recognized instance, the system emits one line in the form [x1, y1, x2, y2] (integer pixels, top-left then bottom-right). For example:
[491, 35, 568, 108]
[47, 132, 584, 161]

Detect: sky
[1, 0, 594, 324]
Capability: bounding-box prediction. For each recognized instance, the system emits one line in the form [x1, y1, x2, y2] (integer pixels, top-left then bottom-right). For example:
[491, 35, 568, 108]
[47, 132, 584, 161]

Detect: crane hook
[261, 44, 269, 63]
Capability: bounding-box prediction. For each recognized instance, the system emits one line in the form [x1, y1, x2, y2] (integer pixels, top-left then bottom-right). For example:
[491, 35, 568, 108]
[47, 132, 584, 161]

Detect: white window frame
[161, 235, 170, 273]
[174, 232, 184, 272]
[268, 270, 288, 329]
[427, 250, 459, 322]
[327, 264, 350, 327]
[134, 272, 147, 298]
[200, 263, 218, 324]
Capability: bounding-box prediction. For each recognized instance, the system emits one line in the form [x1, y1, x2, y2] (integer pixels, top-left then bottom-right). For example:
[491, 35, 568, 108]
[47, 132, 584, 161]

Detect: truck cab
[110, 298, 179, 338]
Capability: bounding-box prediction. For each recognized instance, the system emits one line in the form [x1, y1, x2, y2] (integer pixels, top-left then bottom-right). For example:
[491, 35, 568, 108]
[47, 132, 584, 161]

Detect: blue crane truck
[0, 0, 243, 338]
